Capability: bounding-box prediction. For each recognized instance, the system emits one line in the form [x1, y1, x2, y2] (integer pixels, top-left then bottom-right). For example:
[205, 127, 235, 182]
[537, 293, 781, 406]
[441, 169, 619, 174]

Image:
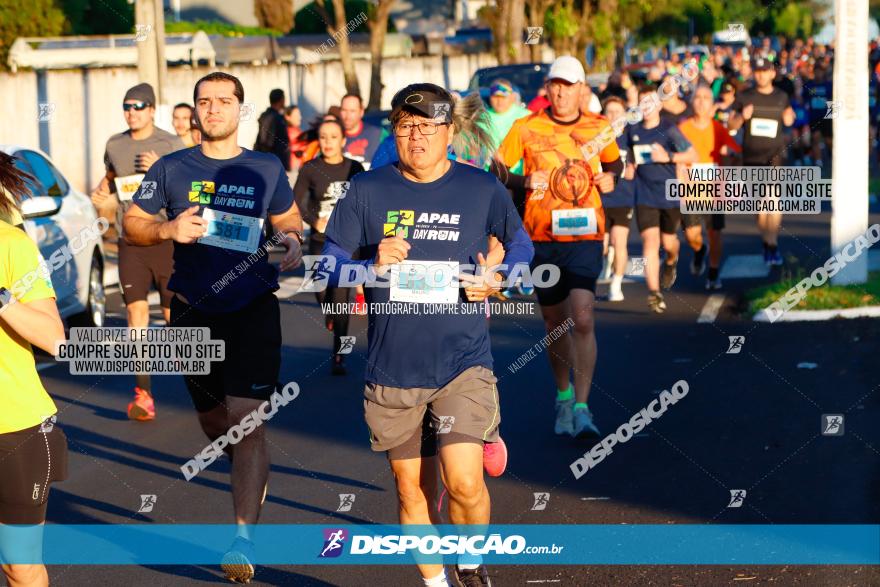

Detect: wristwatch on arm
[284, 230, 304, 246]
[0, 287, 15, 311]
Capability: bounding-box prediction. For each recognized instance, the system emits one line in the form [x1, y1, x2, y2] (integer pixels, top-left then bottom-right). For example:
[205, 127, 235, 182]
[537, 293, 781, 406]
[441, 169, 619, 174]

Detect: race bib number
[632, 144, 654, 165]
[114, 174, 145, 202]
[552, 208, 598, 236]
[198, 208, 263, 253]
[390, 261, 459, 304]
[750, 118, 779, 138]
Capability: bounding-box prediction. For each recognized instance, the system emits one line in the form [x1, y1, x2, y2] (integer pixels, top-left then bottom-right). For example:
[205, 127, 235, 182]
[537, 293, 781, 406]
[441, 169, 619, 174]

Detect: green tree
[58, 0, 133, 35]
[0, 0, 66, 71]
[294, 1, 372, 34]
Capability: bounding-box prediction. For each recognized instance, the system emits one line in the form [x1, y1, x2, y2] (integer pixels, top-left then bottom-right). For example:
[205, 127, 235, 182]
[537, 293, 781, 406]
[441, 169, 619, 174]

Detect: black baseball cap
[753, 57, 774, 71]
[389, 83, 454, 123]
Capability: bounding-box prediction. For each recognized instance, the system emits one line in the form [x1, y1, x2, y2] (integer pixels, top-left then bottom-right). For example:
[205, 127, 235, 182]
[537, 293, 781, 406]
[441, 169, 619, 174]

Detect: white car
[1, 145, 106, 327]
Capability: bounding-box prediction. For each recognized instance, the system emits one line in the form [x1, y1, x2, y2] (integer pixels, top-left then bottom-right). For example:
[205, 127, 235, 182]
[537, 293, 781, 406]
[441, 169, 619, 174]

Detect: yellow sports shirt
[0, 220, 57, 433]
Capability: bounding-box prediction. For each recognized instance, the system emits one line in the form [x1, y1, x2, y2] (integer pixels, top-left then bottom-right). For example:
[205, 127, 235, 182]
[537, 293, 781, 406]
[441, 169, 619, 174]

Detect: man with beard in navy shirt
[123, 72, 304, 584]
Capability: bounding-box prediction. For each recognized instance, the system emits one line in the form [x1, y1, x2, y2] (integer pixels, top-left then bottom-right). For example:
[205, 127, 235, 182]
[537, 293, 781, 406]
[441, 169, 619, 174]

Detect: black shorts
[0, 419, 68, 524]
[744, 155, 784, 167]
[815, 118, 833, 139]
[532, 240, 603, 306]
[636, 206, 682, 234]
[681, 213, 726, 231]
[118, 239, 174, 307]
[604, 207, 633, 230]
[170, 292, 282, 412]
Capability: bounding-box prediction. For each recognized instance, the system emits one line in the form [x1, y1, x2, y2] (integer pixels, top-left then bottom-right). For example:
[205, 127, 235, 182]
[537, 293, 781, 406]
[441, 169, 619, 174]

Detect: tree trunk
[575, 0, 593, 71]
[367, 0, 395, 111]
[315, 0, 361, 97]
[526, 0, 552, 62]
[508, 0, 525, 63]
[496, 0, 511, 65]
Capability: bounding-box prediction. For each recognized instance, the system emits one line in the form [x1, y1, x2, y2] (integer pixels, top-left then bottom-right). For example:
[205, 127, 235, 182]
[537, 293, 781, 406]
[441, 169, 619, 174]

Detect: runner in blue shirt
[123, 72, 304, 584]
[323, 83, 533, 587]
[621, 84, 697, 313]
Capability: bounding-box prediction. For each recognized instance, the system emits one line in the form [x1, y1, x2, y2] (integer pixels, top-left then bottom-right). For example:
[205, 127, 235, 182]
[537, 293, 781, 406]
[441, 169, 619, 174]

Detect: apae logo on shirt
[189, 181, 257, 209]
[384, 209, 461, 241]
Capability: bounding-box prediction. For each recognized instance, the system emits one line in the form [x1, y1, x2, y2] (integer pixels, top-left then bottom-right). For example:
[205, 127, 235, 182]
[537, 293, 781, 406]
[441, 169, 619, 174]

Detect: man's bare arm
[124, 204, 206, 245]
[269, 202, 304, 272]
[269, 201, 304, 237]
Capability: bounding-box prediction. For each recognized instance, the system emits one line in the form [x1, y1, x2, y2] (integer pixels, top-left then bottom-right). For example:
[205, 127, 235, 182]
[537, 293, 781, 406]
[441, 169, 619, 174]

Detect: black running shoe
[454, 565, 492, 587]
[331, 358, 347, 376]
[660, 262, 678, 290]
[690, 244, 707, 276]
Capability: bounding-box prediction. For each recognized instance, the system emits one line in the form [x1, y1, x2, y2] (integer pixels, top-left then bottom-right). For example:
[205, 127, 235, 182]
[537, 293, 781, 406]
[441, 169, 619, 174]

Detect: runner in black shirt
[293, 119, 364, 375]
[739, 58, 795, 266]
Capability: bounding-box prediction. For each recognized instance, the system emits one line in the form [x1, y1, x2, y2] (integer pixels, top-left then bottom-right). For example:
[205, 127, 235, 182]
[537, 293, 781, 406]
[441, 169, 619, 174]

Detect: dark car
[466, 63, 551, 105]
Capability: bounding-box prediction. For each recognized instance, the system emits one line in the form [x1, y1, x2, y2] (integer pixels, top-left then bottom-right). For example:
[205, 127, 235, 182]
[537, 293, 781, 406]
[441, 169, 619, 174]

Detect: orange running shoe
[127, 387, 155, 421]
[354, 292, 367, 315]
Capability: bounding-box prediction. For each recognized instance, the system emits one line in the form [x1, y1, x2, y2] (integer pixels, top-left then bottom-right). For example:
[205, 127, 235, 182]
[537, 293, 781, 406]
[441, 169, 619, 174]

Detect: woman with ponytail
[0, 152, 68, 587]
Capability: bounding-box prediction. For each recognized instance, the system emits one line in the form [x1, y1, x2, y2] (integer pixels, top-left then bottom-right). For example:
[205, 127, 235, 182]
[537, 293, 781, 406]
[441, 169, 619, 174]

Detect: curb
[753, 305, 880, 322]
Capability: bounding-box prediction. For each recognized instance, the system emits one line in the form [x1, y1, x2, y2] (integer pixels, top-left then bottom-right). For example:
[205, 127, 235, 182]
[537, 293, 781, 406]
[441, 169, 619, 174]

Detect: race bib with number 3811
[198, 208, 264, 253]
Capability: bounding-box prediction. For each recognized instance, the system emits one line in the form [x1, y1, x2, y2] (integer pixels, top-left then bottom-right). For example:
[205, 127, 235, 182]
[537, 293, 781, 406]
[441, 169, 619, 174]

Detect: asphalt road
[29, 208, 880, 586]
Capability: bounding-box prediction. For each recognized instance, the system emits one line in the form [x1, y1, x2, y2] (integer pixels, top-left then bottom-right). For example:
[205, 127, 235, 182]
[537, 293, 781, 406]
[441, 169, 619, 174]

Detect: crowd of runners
[0, 33, 858, 587]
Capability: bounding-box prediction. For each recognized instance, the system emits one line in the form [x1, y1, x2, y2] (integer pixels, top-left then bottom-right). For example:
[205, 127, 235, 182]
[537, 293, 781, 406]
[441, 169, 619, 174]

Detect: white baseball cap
[547, 56, 585, 84]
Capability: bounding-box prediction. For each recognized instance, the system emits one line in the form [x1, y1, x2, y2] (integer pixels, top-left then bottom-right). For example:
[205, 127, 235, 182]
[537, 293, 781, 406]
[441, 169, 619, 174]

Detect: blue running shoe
[573, 407, 601, 438]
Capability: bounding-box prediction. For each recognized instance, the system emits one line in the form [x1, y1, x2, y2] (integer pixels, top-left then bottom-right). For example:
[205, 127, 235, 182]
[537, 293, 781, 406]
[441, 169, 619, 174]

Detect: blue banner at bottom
[0, 524, 876, 565]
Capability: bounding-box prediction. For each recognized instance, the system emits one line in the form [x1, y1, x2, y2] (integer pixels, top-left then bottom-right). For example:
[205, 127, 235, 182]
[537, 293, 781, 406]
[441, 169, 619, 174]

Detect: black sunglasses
[123, 102, 150, 111]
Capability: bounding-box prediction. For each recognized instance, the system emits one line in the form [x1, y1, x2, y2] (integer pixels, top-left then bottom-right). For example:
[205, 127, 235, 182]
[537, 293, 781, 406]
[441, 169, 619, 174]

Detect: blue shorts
[531, 240, 603, 306]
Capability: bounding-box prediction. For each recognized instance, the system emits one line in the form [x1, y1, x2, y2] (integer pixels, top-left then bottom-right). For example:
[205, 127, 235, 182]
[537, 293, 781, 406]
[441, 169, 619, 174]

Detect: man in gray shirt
[90, 82, 186, 422]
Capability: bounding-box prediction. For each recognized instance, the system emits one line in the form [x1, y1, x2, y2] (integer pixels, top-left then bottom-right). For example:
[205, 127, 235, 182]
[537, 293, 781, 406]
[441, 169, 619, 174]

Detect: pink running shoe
[127, 387, 155, 421]
[483, 437, 507, 477]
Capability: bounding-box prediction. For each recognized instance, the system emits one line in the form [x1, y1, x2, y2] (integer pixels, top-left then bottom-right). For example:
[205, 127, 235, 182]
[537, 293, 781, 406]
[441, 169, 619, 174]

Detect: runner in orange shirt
[678, 83, 741, 290]
[494, 56, 623, 439]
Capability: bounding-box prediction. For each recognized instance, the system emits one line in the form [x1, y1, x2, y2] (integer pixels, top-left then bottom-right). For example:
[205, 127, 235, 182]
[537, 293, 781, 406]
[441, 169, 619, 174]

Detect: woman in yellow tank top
[0, 152, 68, 587]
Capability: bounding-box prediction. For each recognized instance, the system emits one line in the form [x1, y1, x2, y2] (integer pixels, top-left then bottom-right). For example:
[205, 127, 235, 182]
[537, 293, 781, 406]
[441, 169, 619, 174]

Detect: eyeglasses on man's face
[394, 121, 449, 137]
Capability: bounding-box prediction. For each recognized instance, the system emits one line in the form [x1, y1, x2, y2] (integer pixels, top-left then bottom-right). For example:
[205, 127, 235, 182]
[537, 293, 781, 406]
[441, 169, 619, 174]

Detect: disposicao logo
[319, 528, 348, 558]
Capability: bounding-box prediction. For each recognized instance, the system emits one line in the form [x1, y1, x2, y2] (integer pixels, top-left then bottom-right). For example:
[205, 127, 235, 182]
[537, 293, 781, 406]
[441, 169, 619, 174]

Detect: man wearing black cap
[740, 57, 795, 266]
[90, 82, 186, 422]
[322, 82, 533, 587]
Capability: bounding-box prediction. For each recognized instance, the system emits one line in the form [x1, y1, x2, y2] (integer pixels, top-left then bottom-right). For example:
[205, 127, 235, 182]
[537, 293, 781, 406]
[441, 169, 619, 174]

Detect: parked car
[672, 44, 711, 62]
[1, 145, 105, 327]
[466, 63, 551, 105]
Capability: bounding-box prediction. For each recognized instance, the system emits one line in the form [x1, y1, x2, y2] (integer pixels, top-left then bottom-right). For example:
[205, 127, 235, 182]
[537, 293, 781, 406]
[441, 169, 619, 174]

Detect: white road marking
[697, 294, 726, 323]
[719, 254, 769, 279]
[580, 496, 610, 501]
